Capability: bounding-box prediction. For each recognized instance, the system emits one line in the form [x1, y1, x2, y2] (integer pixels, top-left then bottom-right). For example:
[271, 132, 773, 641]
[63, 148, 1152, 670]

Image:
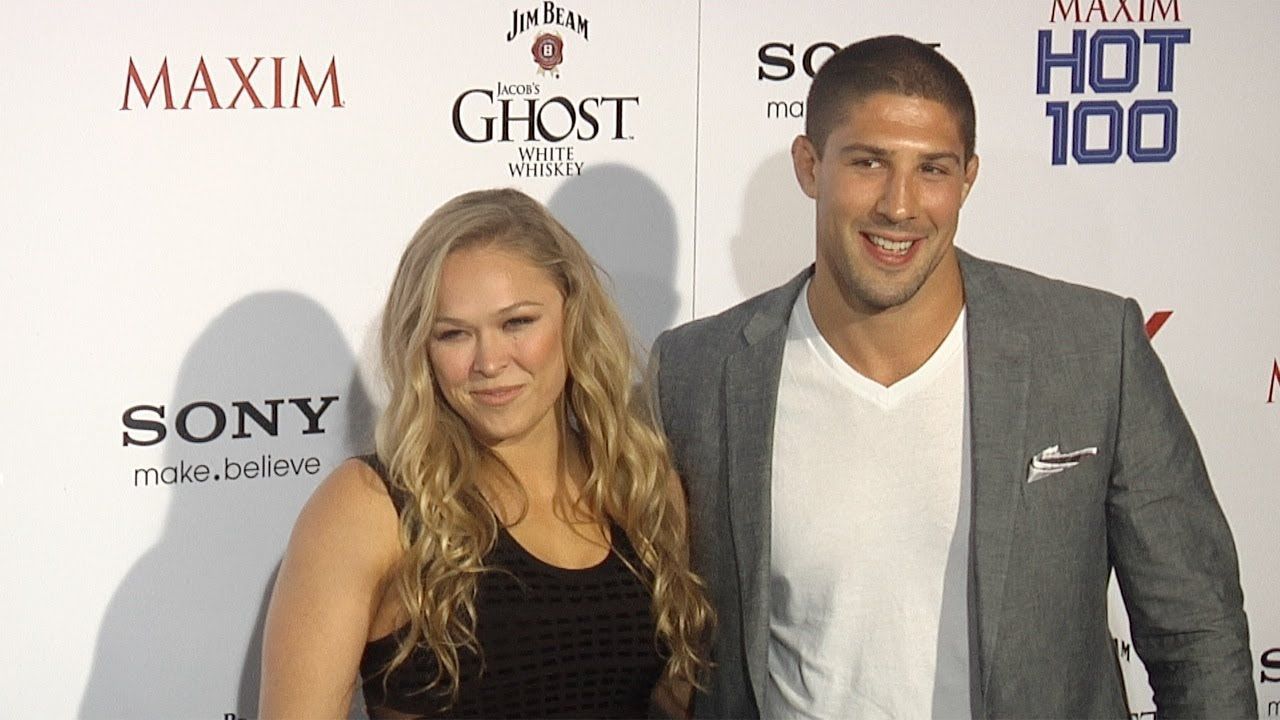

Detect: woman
[259, 188, 711, 718]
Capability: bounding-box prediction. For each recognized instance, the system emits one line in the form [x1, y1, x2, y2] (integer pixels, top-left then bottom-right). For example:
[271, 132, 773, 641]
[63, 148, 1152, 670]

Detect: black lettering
[134, 467, 160, 486]
[576, 97, 600, 140]
[802, 42, 840, 78]
[289, 396, 339, 435]
[766, 100, 805, 119]
[452, 88, 494, 143]
[1261, 647, 1280, 683]
[501, 98, 537, 142]
[1268, 359, 1280, 404]
[122, 404, 166, 447]
[1113, 636, 1132, 661]
[175, 401, 226, 443]
[758, 42, 795, 81]
[536, 96, 575, 142]
[601, 96, 638, 139]
[232, 398, 284, 438]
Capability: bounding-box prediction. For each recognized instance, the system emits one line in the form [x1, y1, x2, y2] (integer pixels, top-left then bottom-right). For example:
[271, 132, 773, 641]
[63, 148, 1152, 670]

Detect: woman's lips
[471, 384, 524, 406]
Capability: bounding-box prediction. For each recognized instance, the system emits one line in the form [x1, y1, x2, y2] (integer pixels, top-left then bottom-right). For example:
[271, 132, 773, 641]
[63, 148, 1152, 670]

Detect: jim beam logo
[507, 1, 588, 77]
[450, 0, 635, 179]
[532, 32, 565, 77]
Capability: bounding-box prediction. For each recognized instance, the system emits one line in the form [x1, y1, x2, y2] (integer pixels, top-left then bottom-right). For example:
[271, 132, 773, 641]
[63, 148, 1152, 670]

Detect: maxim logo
[121, 56, 343, 110]
[1144, 310, 1172, 339]
[121, 395, 340, 446]
[1050, 0, 1181, 23]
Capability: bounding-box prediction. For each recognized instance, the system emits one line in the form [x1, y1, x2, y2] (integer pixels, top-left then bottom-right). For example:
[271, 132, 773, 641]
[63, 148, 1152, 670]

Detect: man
[649, 36, 1255, 718]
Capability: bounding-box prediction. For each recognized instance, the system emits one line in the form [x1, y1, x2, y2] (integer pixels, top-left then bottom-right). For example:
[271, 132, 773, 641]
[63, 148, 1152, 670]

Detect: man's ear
[961, 153, 980, 204]
[791, 135, 820, 199]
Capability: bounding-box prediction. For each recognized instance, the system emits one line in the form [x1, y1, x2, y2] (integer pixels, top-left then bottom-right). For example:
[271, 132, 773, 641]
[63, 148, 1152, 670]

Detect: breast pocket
[1019, 446, 1109, 554]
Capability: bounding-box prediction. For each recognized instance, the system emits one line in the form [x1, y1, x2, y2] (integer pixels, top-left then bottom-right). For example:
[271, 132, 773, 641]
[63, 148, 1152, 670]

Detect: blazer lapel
[722, 269, 810, 713]
[958, 251, 1031, 698]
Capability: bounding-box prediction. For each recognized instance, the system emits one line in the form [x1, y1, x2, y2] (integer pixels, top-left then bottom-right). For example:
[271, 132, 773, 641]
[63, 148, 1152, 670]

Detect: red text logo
[121, 56, 343, 110]
[1144, 310, 1173, 339]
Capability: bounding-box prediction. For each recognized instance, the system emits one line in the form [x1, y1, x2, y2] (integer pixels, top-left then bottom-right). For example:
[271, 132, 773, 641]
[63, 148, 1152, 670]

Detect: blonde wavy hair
[374, 188, 712, 701]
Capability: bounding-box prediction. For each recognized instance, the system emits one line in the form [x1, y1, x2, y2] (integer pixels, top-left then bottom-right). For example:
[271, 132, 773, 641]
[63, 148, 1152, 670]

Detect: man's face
[793, 92, 979, 314]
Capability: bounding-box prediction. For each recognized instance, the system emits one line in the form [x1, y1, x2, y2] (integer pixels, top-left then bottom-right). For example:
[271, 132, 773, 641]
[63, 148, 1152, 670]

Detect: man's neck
[807, 255, 965, 387]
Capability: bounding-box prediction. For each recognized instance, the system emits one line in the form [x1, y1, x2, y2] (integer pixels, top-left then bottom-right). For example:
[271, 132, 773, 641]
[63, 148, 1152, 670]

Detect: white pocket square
[1027, 444, 1098, 483]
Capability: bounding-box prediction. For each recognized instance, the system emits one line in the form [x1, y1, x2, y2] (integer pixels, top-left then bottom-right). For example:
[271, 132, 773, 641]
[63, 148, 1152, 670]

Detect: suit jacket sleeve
[1108, 298, 1256, 718]
[645, 331, 669, 436]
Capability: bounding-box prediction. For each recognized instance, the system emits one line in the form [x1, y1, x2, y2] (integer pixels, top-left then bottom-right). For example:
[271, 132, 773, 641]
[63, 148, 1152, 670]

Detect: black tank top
[358, 456, 663, 719]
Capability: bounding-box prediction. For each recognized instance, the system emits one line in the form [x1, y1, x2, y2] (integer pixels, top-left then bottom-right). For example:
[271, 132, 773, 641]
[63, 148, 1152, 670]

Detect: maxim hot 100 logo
[1037, 0, 1187, 165]
[451, 1, 638, 178]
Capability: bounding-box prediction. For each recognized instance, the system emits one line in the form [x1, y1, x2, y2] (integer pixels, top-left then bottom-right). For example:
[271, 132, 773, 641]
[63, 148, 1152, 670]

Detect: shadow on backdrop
[730, 150, 814, 299]
[79, 291, 374, 719]
[547, 163, 680, 352]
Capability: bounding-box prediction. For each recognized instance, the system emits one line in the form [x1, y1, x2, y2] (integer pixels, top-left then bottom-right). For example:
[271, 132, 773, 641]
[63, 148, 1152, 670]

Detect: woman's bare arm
[259, 459, 401, 718]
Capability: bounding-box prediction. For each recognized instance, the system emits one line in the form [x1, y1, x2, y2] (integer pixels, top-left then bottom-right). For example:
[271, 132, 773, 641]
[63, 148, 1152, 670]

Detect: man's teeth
[868, 234, 913, 253]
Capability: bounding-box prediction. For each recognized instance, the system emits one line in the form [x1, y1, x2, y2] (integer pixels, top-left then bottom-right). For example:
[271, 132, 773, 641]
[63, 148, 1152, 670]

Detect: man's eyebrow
[837, 143, 889, 157]
[921, 151, 963, 164]
[836, 143, 963, 165]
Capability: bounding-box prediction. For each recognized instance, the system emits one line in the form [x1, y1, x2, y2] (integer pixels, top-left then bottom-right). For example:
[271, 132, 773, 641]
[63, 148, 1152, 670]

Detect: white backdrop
[1, 2, 1276, 718]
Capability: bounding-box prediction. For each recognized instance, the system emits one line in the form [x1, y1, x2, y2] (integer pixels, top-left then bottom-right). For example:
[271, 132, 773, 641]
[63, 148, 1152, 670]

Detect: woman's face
[428, 244, 569, 450]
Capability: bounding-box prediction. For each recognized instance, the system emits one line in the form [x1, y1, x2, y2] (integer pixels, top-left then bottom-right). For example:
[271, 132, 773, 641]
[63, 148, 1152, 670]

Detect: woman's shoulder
[288, 458, 401, 572]
[310, 457, 395, 515]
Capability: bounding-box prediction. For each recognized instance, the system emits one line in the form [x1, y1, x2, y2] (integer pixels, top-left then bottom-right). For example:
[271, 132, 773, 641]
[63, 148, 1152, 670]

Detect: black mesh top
[357, 456, 663, 719]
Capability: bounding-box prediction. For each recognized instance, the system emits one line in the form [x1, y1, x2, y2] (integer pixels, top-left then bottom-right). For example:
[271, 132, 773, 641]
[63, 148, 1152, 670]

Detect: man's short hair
[805, 35, 976, 160]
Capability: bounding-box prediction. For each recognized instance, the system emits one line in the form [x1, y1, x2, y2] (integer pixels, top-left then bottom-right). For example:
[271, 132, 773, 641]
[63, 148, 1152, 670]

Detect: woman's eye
[434, 328, 465, 342]
[504, 316, 537, 330]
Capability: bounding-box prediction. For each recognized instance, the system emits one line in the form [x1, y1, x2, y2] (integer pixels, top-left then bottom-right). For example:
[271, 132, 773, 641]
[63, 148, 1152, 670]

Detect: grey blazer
[650, 250, 1255, 719]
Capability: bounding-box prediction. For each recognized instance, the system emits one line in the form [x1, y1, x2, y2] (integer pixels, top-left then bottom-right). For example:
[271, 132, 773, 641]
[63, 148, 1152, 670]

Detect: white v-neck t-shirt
[765, 282, 973, 719]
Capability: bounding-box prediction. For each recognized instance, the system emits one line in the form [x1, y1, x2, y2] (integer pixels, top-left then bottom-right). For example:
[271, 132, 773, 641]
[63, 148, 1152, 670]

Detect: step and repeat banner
[1, 2, 1276, 718]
